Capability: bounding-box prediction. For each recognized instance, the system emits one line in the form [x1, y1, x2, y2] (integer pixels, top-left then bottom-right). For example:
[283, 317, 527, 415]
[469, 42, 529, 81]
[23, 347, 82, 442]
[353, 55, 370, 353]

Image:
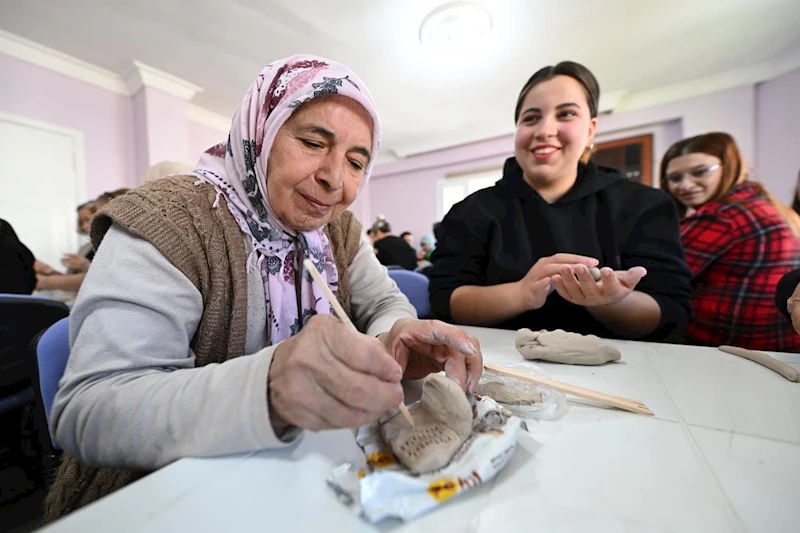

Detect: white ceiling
[3, 0, 800, 160]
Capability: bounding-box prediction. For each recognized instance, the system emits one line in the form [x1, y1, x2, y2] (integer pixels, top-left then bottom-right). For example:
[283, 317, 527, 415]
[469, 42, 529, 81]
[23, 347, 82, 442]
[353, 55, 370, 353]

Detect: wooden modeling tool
[484, 363, 654, 416]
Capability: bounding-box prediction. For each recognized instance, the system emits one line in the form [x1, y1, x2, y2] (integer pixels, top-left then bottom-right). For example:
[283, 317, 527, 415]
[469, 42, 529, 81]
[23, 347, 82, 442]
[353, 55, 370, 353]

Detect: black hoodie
[429, 158, 692, 342]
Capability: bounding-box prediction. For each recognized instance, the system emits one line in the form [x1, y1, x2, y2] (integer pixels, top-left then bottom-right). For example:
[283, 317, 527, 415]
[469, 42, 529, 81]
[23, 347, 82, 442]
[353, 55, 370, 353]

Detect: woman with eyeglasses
[661, 132, 800, 350]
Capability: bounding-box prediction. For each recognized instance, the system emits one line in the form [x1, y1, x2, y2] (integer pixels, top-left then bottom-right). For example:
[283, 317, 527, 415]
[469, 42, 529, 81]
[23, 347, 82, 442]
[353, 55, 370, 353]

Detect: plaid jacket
[681, 182, 800, 351]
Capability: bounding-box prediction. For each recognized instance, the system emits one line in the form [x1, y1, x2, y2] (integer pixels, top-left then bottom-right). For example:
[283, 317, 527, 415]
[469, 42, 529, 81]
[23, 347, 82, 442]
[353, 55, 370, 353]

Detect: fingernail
[461, 341, 477, 356]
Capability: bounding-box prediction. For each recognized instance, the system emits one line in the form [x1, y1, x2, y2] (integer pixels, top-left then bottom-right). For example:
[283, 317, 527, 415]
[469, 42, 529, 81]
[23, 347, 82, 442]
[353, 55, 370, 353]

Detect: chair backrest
[0, 294, 69, 391]
[35, 317, 70, 442]
[387, 270, 432, 319]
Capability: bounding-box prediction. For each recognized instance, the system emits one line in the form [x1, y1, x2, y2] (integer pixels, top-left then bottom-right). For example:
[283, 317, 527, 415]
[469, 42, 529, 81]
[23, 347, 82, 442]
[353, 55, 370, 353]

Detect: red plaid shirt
[681, 182, 800, 351]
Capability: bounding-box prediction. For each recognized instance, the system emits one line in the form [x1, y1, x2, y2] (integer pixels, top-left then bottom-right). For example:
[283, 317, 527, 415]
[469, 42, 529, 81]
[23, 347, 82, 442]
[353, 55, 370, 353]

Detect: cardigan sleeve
[52, 224, 299, 471]
[621, 194, 693, 342]
[427, 199, 490, 322]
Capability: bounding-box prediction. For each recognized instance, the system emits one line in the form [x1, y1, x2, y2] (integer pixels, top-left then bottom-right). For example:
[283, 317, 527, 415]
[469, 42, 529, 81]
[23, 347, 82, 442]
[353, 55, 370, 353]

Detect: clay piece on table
[515, 328, 621, 365]
[380, 373, 473, 474]
[476, 381, 542, 405]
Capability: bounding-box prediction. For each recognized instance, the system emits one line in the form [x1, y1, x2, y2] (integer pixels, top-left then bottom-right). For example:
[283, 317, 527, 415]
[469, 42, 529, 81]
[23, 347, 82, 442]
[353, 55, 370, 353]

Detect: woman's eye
[301, 139, 323, 149]
[349, 159, 365, 171]
[522, 115, 539, 124]
[559, 111, 577, 119]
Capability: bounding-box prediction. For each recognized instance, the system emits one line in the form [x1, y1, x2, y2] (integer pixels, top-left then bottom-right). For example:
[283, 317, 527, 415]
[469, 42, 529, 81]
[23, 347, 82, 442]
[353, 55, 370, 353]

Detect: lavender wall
[369, 136, 514, 239]
[140, 87, 190, 173]
[187, 120, 227, 164]
[368, 84, 762, 236]
[755, 67, 800, 204]
[0, 54, 137, 197]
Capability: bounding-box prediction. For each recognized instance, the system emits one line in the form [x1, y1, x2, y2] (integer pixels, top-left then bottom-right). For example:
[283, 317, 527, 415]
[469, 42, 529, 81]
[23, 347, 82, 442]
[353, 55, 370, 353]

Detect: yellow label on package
[328, 395, 522, 523]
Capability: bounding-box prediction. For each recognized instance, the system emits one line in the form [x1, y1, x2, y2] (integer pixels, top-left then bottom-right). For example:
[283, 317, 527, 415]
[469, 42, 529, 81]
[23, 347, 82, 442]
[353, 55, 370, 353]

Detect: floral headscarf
[190, 55, 381, 344]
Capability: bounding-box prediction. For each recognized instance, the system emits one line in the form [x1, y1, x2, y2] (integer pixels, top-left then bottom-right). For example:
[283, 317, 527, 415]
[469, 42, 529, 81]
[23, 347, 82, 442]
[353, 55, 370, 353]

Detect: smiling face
[664, 152, 724, 210]
[266, 94, 374, 232]
[514, 75, 597, 199]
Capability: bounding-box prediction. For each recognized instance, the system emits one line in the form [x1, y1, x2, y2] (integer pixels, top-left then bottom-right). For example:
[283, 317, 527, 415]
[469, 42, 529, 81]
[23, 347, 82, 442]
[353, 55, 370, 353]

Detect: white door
[0, 113, 86, 273]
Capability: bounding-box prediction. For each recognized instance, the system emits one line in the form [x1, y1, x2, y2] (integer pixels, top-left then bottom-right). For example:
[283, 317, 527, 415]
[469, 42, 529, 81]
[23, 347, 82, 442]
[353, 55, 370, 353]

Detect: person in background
[0, 218, 37, 294]
[61, 201, 97, 273]
[792, 169, 800, 216]
[661, 132, 800, 351]
[400, 231, 414, 247]
[776, 268, 800, 335]
[45, 55, 480, 520]
[417, 234, 436, 262]
[95, 188, 131, 210]
[429, 61, 692, 342]
[140, 161, 193, 185]
[373, 220, 418, 270]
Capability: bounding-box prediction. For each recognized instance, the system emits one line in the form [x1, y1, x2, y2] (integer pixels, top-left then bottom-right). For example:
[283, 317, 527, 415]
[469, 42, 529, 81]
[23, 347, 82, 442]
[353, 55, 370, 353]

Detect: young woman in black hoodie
[428, 62, 692, 342]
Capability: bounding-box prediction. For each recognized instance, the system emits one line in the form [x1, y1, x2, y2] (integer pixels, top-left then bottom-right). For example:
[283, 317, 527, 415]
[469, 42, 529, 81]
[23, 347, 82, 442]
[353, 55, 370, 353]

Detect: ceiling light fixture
[419, 2, 492, 48]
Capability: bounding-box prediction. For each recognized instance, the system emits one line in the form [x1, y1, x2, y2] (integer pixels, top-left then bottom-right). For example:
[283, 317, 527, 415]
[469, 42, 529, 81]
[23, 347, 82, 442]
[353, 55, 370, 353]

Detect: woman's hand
[62, 253, 91, 273]
[378, 318, 482, 394]
[268, 315, 404, 431]
[34, 260, 59, 276]
[552, 264, 647, 307]
[518, 254, 600, 311]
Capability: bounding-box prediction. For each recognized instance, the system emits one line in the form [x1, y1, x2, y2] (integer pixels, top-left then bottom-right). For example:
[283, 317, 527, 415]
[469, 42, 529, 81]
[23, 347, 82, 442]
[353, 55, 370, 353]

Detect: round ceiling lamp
[419, 2, 493, 47]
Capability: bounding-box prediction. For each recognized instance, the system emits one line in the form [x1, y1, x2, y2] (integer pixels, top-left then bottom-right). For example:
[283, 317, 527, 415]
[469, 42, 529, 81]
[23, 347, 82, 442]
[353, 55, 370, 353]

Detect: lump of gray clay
[515, 328, 621, 365]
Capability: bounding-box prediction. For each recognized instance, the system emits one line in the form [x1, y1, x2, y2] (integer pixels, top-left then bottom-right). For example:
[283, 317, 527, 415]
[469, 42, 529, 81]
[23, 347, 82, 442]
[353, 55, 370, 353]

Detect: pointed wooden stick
[484, 363, 654, 416]
[303, 259, 415, 426]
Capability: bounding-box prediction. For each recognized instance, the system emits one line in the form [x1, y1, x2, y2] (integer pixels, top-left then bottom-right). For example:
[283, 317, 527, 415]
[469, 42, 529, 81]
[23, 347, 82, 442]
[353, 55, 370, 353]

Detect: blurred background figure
[372, 219, 417, 270]
[95, 188, 131, 210]
[0, 218, 37, 294]
[140, 161, 193, 185]
[400, 231, 414, 247]
[417, 234, 436, 263]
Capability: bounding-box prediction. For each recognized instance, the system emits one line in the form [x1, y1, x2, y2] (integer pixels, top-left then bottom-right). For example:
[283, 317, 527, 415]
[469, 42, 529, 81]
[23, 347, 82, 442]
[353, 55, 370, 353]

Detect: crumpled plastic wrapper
[327, 395, 521, 523]
[479, 362, 569, 421]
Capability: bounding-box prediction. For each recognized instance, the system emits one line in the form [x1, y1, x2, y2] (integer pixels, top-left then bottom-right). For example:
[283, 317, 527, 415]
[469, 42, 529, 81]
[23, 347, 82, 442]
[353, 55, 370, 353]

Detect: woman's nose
[315, 154, 344, 191]
[533, 116, 557, 140]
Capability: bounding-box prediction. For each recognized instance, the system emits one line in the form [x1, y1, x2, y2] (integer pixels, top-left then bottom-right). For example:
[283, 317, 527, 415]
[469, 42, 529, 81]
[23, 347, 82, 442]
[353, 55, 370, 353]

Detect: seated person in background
[400, 231, 414, 248]
[0, 218, 37, 294]
[776, 268, 800, 335]
[662, 132, 800, 351]
[61, 201, 97, 273]
[45, 55, 480, 520]
[140, 161, 193, 184]
[373, 220, 418, 270]
[429, 61, 692, 342]
[417, 234, 436, 262]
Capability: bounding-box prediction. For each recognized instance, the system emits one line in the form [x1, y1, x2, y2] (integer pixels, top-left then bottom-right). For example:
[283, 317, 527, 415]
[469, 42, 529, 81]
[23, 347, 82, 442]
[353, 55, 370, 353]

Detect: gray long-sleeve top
[51, 223, 416, 471]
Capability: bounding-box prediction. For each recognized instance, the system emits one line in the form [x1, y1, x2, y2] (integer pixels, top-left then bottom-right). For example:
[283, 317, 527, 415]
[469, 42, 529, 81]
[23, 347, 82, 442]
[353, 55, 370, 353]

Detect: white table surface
[41, 326, 800, 533]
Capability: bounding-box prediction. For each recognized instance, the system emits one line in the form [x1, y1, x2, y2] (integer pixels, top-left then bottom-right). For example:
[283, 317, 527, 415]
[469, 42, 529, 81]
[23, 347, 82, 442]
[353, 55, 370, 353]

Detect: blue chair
[387, 269, 432, 319]
[35, 316, 70, 449]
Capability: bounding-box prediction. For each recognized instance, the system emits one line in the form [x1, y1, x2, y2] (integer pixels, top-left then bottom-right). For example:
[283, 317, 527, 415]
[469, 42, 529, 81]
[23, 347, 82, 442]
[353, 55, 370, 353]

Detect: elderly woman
[46, 55, 481, 519]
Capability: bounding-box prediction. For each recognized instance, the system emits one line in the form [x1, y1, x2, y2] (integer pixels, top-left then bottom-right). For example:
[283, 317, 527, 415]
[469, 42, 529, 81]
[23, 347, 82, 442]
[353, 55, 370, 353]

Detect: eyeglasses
[664, 164, 721, 185]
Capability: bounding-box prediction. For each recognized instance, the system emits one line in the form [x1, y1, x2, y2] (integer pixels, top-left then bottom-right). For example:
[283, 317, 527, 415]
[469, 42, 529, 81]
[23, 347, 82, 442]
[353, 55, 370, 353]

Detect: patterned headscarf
[190, 55, 381, 344]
